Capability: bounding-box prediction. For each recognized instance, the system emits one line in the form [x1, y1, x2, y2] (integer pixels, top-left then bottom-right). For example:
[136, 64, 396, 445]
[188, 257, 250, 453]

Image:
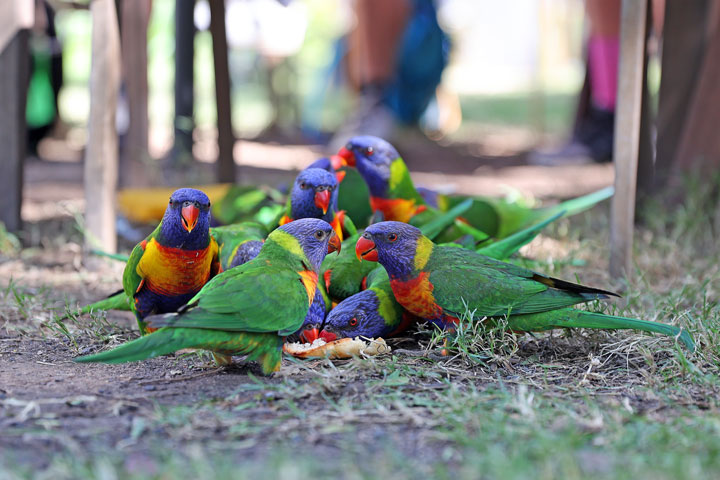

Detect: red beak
[355, 236, 378, 262]
[330, 154, 347, 170]
[181, 204, 200, 232]
[319, 330, 337, 342]
[328, 232, 341, 254]
[337, 146, 356, 166]
[314, 189, 331, 214]
[300, 327, 320, 344]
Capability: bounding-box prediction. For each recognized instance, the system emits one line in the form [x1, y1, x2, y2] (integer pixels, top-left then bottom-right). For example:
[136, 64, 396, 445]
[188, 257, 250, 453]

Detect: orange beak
[355, 236, 378, 262]
[328, 232, 341, 254]
[300, 327, 320, 344]
[314, 189, 331, 214]
[181, 204, 200, 232]
[330, 154, 347, 170]
[335, 170, 346, 183]
[337, 147, 355, 166]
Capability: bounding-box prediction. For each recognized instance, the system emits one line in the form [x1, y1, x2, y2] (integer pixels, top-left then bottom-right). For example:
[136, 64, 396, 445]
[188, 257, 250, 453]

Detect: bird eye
[317, 186, 326, 192]
[349, 317, 358, 327]
[300, 182, 308, 189]
[314, 230, 325, 240]
[364, 146, 374, 156]
[345, 142, 353, 150]
[362, 232, 371, 240]
[183, 201, 192, 208]
[388, 233, 398, 242]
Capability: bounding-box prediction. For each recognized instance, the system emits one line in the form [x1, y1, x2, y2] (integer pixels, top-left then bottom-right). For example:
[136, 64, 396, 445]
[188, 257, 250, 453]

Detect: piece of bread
[283, 337, 391, 359]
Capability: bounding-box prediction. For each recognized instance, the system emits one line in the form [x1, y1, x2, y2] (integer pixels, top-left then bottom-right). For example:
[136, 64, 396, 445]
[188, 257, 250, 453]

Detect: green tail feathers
[418, 198, 474, 240]
[543, 186, 614, 220]
[74, 328, 284, 374]
[506, 308, 695, 351]
[477, 211, 564, 259]
[90, 249, 131, 263]
[79, 291, 131, 315]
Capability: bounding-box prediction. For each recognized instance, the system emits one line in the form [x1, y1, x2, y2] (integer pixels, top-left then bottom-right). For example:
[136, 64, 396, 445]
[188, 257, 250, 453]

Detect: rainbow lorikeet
[75, 219, 342, 374]
[212, 220, 331, 345]
[319, 212, 565, 341]
[278, 167, 357, 241]
[123, 188, 220, 334]
[320, 198, 474, 304]
[352, 221, 694, 351]
[211, 222, 267, 271]
[336, 135, 614, 239]
[68, 222, 266, 321]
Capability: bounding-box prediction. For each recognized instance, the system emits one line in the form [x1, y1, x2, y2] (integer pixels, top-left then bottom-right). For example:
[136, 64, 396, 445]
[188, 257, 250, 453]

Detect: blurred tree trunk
[84, 0, 121, 262]
[0, 30, 30, 234]
[119, 0, 151, 187]
[652, 0, 710, 191]
[209, 0, 236, 183]
[671, 1, 720, 177]
[173, 0, 195, 167]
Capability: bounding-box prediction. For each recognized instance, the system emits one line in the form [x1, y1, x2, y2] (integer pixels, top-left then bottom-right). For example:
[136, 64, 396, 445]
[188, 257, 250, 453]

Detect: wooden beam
[653, 0, 709, 190]
[173, 0, 195, 166]
[84, 0, 121, 260]
[209, 0, 236, 183]
[609, 0, 648, 279]
[0, 30, 30, 234]
[120, 0, 151, 187]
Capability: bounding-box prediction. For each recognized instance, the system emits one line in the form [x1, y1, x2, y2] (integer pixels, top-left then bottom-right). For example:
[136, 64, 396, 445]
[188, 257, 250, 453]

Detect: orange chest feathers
[370, 197, 425, 224]
[390, 272, 443, 319]
[137, 239, 216, 296]
[297, 270, 318, 307]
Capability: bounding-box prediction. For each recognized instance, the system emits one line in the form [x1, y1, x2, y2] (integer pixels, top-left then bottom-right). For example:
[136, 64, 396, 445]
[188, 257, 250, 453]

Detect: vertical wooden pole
[120, 0, 151, 187]
[609, 0, 648, 279]
[652, 0, 708, 191]
[0, 30, 30, 234]
[209, 0, 236, 183]
[85, 0, 121, 259]
[173, 0, 195, 166]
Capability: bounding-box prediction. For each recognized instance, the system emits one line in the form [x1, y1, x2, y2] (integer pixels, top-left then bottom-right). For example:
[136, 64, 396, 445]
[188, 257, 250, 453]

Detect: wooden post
[0, 30, 30, 234]
[609, 0, 648, 279]
[173, 0, 195, 166]
[209, 0, 236, 183]
[652, 0, 709, 191]
[85, 0, 121, 260]
[120, 0, 151, 187]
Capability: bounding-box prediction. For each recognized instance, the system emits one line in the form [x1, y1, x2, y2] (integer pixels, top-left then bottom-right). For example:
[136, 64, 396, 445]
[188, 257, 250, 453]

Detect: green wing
[337, 167, 372, 228]
[389, 157, 425, 204]
[427, 247, 615, 318]
[148, 257, 310, 335]
[122, 223, 162, 310]
[211, 222, 267, 270]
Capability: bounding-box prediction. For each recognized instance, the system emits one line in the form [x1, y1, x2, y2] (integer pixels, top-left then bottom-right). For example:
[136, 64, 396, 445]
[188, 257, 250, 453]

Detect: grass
[2, 182, 720, 479]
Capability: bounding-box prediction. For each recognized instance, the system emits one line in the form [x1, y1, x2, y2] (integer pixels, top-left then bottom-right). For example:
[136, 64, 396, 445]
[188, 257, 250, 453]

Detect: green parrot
[336, 135, 614, 240]
[75, 219, 342, 374]
[320, 212, 566, 341]
[353, 221, 694, 351]
[321, 199, 473, 303]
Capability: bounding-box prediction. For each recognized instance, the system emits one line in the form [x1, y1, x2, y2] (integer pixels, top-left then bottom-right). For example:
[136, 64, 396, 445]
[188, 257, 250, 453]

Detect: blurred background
[3, 0, 718, 258]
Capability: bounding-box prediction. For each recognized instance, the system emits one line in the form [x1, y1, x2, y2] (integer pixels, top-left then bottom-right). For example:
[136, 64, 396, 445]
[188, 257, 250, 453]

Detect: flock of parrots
[74, 135, 694, 374]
